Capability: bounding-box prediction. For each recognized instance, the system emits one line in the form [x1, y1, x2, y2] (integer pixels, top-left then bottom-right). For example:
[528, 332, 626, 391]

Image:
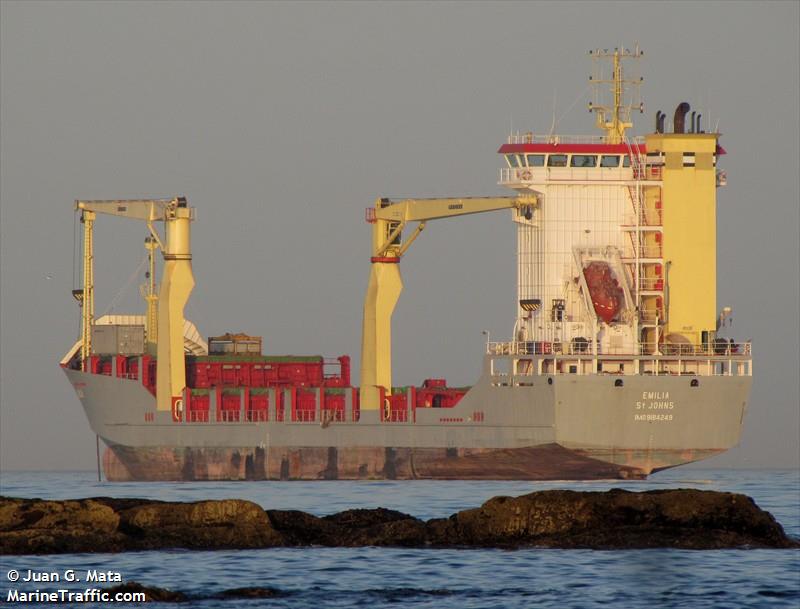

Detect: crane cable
[549, 83, 592, 137]
[98, 253, 148, 318]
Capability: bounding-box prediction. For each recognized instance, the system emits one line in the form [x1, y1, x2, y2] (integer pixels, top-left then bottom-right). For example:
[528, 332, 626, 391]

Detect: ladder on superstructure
[621, 137, 664, 352]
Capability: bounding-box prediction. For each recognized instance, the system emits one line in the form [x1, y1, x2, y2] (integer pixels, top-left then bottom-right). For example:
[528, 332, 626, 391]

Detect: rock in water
[0, 497, 283, 554]
[0, 498, 122, 554]
[1, 489, 795, 554]
[115, 498, 284, 550]
[265, 507, 426, 546]
[425, 489, 796, 549]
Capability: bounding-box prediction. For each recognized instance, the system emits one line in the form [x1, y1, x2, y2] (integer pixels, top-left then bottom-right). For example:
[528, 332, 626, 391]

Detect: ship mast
[588, 45, 643, 143]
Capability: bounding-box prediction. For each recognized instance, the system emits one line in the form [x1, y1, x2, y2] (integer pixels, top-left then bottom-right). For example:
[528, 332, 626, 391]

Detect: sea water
[1, 468, 798, 608]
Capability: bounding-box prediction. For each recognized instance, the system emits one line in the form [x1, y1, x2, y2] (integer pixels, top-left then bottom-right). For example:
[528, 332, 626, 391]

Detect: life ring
[172, 397, 184, 422]
[519, 170, 532, 181]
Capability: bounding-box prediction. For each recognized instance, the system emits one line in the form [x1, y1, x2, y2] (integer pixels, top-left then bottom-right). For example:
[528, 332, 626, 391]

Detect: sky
[1, 1, 798, 472]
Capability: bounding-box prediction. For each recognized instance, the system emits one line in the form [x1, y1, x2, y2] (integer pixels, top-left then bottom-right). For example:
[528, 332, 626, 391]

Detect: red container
[386, 393, 409, 422]
[321, 392, 346, 422]
[221, 366, 237, 385]
[127, 357, 139, 380]
[295, 389, 317, 422]
[99, 359, 113, 376]
[187, 394, 210, 422]
[220, 393, 241, 422]
[246, 393, 268, 422]
[275, 390, 285, 422]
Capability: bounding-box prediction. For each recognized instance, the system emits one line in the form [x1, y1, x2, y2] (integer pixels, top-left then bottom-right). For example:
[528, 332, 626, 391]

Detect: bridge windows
[571, 155, 598, 167]
[503, 152, 635, 174]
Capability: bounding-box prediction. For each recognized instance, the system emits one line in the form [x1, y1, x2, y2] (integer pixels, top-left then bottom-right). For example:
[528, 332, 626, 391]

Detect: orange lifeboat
[583, 262, 624, 323]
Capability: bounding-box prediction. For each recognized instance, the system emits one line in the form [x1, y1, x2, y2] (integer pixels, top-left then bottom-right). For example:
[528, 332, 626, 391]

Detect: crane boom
[74, 198, 176, 222]
[360, 195, 539, 412]
[375, 196, 534, 223]
[75, 197, 195, 418]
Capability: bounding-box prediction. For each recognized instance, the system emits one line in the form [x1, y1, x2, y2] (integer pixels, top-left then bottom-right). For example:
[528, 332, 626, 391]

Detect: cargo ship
[62, 47, 752, 481]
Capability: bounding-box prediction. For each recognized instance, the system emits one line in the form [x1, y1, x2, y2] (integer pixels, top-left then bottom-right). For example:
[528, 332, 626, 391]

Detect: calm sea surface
[1, 469, 798, 608]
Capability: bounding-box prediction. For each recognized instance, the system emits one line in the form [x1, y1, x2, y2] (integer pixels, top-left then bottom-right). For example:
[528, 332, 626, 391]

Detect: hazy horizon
[1, 1, 798, 472]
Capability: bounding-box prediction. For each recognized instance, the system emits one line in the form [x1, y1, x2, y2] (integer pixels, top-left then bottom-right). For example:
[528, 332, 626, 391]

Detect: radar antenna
[588, 44, 644, 143]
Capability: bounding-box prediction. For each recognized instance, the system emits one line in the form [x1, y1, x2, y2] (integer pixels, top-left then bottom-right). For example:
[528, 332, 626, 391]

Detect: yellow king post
[156, 202, 195, 418]
[360, 196, 537, 411]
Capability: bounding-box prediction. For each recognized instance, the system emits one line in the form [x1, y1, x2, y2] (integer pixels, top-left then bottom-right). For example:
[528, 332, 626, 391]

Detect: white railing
[487, 340, 752, 359]
[637, 277, 665, 291]
[488, 341, 555, 356]
[623, 244, 662, 259]
[639, 310, 660, 323]
[640, 166, 663, 180]
[641, 341, 752, 357]
[505, 133, 647, 146]
[621, 211, 662, 227]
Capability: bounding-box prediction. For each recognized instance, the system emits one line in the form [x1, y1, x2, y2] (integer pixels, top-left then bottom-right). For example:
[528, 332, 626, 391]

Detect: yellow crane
[75, 197, 195, 417]
[360, 195, 538, 411]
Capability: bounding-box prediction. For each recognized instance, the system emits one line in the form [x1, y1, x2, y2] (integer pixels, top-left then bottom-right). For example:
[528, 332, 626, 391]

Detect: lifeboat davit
[583, 262, 624, 323]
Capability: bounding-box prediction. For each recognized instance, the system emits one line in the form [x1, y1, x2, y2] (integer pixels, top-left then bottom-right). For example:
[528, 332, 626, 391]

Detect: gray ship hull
[64, 363, 751, 481]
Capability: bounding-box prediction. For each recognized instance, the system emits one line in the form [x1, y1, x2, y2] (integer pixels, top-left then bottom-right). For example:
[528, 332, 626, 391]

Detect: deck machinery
[62, 48, 752, 481]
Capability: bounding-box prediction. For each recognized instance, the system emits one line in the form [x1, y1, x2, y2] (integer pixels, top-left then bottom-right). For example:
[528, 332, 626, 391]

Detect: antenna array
[588, 45, 644, 143]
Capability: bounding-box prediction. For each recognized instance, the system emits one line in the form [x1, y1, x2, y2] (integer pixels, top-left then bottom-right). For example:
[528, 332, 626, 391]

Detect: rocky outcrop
[1, 489, 795, 554]
[113, 498, 283, 550]
[0, 498, 122, 554]
[267, 508, 427, 547]
[0, 497, 282, 554]
[424, 489, 796, 549]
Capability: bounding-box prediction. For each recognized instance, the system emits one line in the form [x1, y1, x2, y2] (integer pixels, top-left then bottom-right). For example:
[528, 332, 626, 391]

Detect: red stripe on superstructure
[498, 143, 646, 154]
[500, 142, 725, 155]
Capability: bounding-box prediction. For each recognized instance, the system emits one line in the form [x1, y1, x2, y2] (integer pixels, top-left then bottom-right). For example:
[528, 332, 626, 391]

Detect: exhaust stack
[673, 102, 690, 134]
